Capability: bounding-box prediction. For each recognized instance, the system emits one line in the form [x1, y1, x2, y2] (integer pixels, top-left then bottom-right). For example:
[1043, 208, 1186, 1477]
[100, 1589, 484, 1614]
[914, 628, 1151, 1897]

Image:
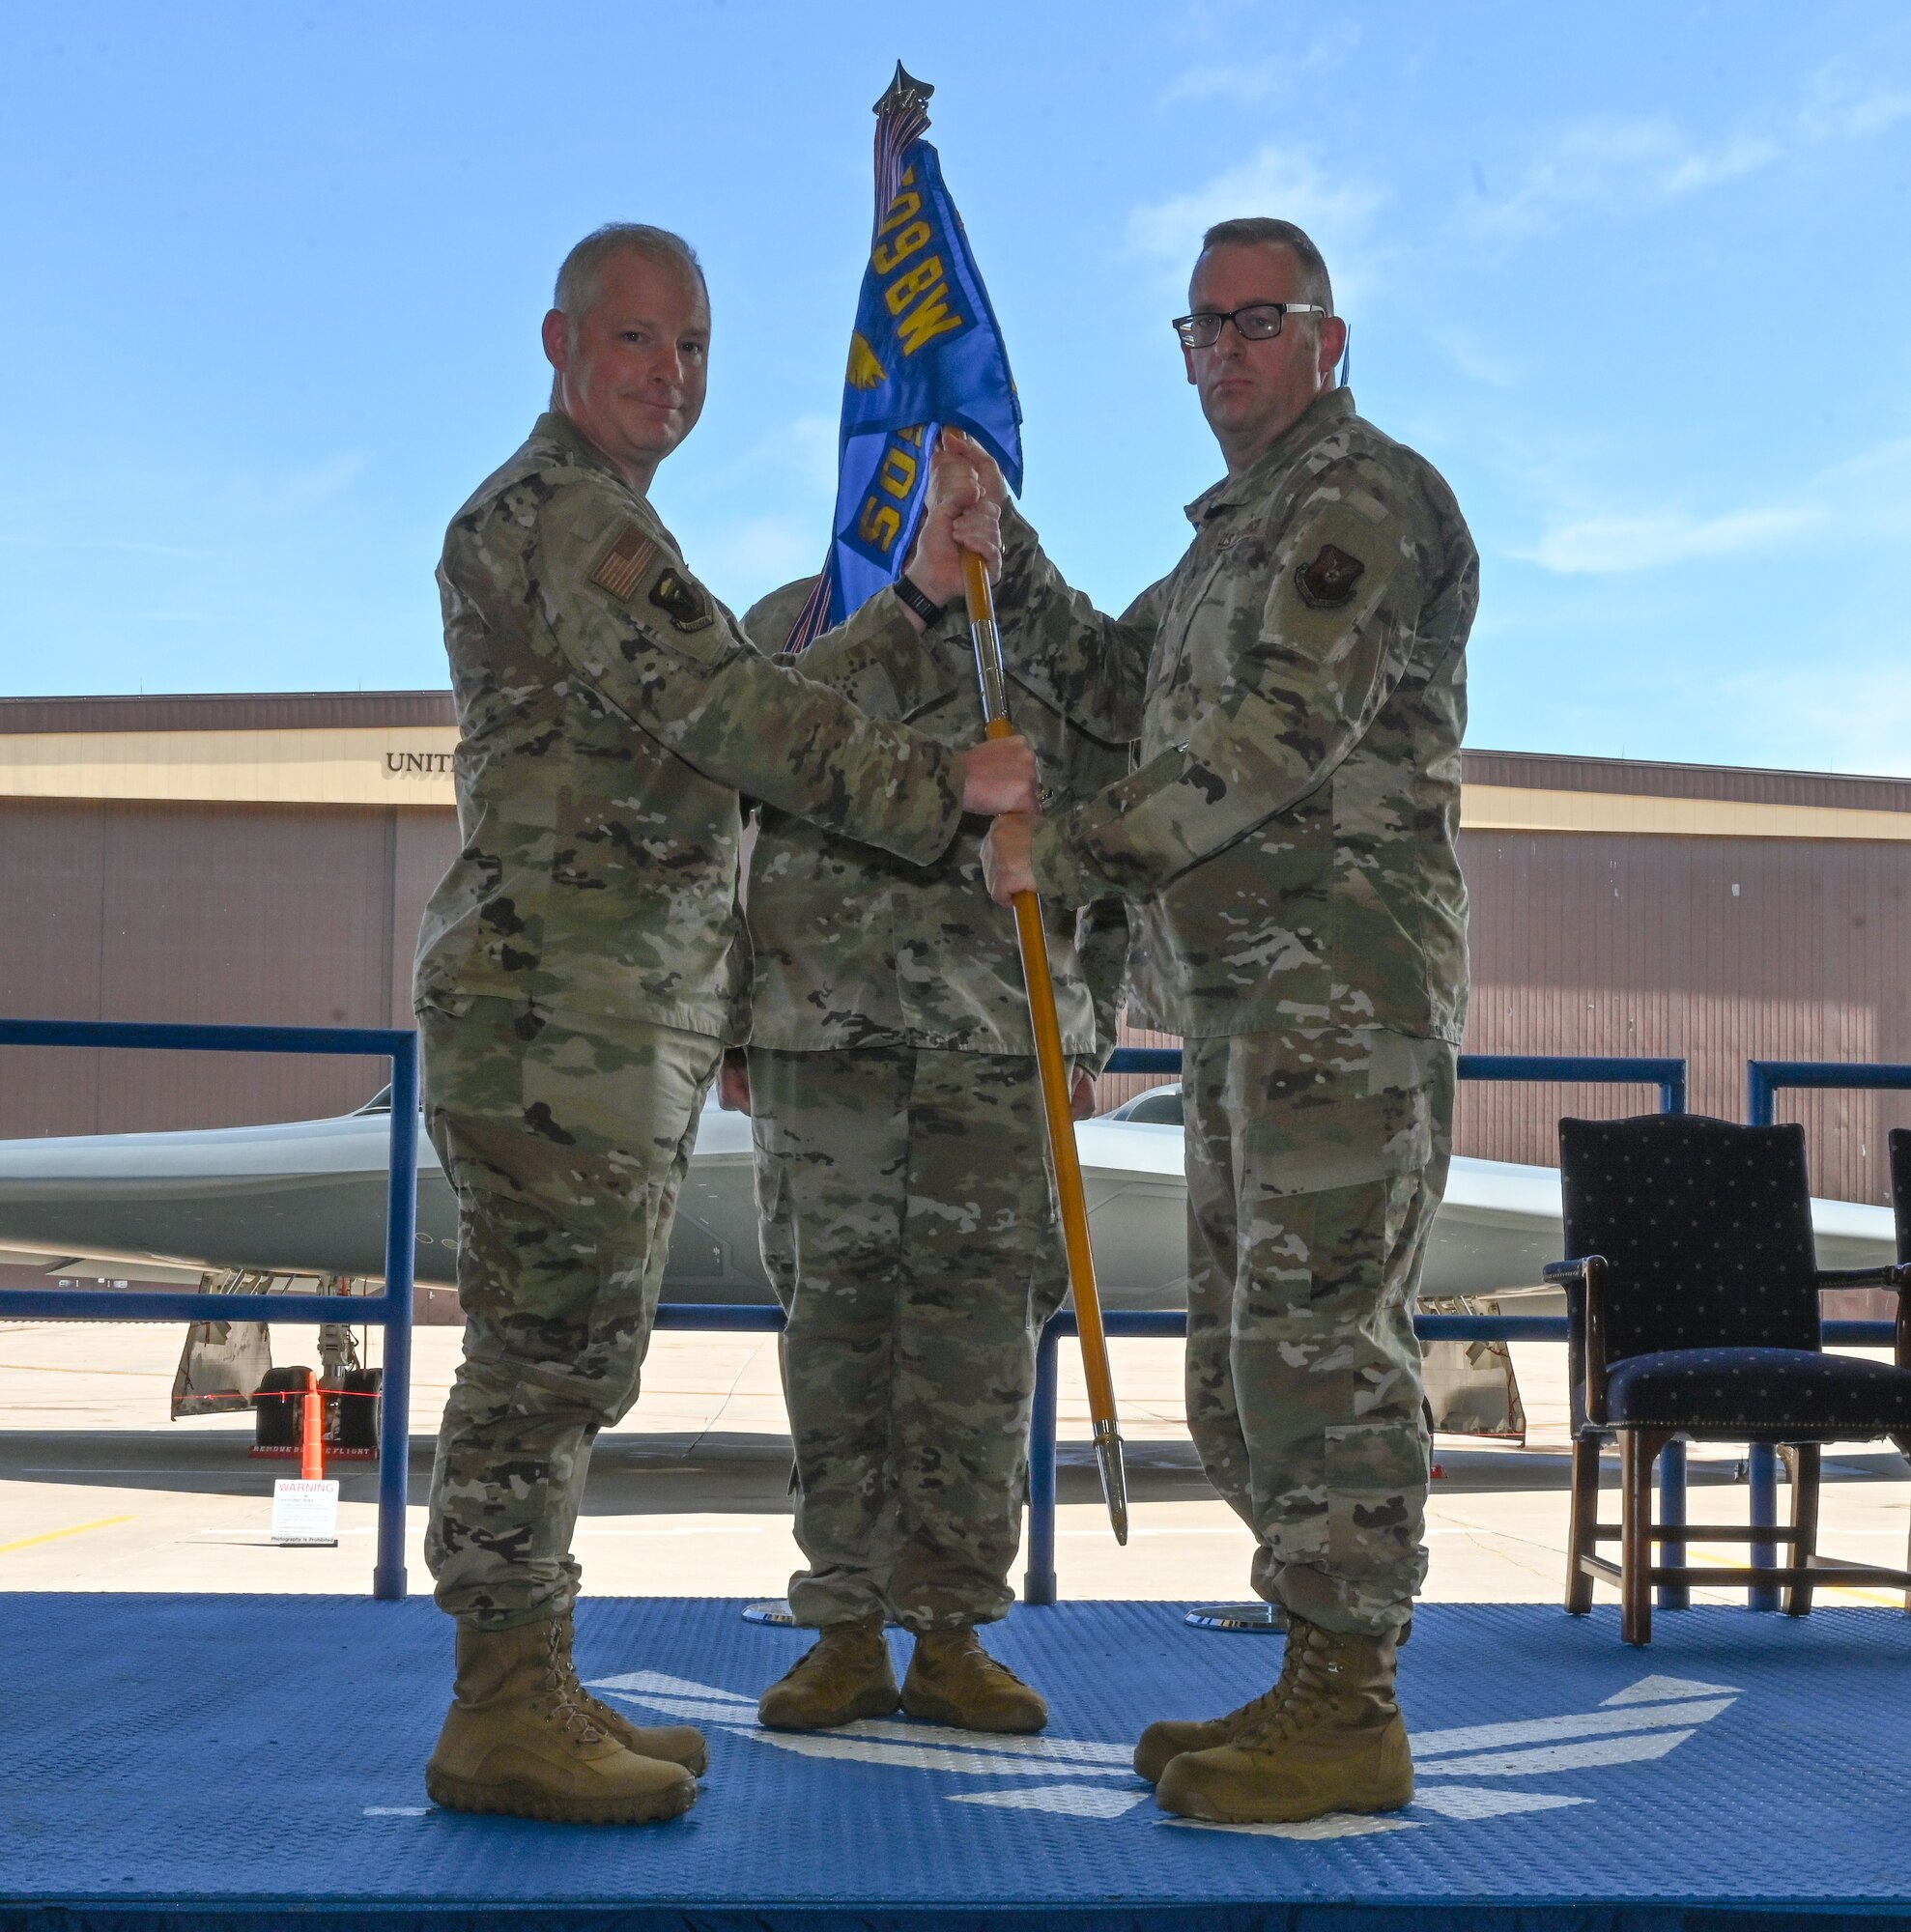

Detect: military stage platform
[5, 1593, 1909, 1931]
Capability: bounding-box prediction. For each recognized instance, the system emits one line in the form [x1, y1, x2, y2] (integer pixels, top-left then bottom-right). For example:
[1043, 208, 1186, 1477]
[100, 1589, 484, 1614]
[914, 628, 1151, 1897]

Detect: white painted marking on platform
[586, 1670, 752, 1704]
[602, 1691, 762, 1721]
[591, 1659, 1747, 1839]
[361, 1805, 429, 1817]
[727, 1725, 1130, 1778]
[598, 1672, 1134, 1767]
[1418, 1727, 1696, 1778]
[1412, 1695, 1733, 1757]
[819, 1718, 1133, 1766]
[1600, 1673, 1742, 1707]
[1168, 1812, 1420, 1840]
[1412, 1785, 1589, 1820]
[952, 1783, 1150, 1819]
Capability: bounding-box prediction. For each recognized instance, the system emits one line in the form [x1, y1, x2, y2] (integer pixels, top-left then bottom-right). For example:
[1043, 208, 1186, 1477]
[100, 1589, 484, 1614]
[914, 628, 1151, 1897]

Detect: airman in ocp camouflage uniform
[413, 224, 1039, 1828]
[736, 536, 1129, 1737]
[981, 217, 1476, 1826]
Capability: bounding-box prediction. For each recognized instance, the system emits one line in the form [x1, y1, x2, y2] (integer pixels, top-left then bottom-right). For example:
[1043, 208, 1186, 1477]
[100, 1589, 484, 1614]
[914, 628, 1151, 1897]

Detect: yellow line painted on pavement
[0, 1514, 136, 1555]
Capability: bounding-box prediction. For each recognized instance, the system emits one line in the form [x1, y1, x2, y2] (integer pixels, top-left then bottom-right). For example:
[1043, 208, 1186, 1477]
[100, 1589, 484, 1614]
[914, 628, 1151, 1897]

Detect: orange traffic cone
[300, 1368, 325, 1482]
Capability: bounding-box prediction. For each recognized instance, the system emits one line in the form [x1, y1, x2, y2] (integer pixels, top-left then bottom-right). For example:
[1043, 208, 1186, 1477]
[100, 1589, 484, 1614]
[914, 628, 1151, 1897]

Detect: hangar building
[3, 691, 1907, 1217]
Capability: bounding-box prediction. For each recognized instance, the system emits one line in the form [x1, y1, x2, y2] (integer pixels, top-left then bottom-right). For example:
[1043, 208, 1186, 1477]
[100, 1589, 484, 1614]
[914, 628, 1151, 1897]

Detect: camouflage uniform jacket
[745, 589, 1131, 1062]
[414, 412, 964, 1041]
[1001, 385, 1475, 1043]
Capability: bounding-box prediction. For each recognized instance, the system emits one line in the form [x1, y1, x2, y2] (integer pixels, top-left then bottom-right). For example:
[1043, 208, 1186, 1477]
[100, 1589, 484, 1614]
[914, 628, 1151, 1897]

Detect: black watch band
[893, 574, 947, 626]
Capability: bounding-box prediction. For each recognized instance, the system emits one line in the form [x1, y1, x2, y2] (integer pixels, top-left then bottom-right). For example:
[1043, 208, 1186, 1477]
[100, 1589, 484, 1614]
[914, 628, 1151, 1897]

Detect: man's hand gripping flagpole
[948, 468, 1129, 1546]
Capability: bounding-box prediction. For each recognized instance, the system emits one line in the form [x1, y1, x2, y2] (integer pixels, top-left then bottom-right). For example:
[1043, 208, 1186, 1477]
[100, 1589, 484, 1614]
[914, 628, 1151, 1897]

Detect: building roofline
[0, 692, 456, 734]
[1462, 747, 1911, 814]
[0, 697, 1903, 814]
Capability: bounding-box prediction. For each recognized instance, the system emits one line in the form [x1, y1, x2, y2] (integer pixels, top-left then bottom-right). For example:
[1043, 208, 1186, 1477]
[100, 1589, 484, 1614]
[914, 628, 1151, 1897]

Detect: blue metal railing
[1460, 1053, 1686, 1116]
[1113, 1047, 1689, 1115]
[5, 1030, 1898, 1617]
[1740, 1059, 1911, 1607]
[0, 1019, 418, 1602]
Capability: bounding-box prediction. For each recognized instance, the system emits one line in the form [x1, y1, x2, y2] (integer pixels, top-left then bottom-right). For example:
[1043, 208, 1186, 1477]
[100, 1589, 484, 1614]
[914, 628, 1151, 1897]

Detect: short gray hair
[553, 223, 707, 327]
[1199, 217, 1333, 315]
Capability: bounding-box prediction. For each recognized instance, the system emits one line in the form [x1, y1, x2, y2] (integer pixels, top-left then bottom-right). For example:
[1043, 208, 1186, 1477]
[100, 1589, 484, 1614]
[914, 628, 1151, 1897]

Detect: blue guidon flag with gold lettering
[782, 64, 1024, 650]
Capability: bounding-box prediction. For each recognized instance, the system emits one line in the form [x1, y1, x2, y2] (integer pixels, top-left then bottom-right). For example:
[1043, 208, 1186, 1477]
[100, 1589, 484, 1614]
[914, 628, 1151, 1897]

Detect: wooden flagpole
[960, 547, 1128, 1544]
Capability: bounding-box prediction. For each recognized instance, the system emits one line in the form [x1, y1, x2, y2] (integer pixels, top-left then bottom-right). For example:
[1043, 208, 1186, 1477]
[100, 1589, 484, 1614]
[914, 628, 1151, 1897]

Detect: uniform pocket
[1245, 1086, 1432, 1197]
[1324, 1416, 1426, 1575]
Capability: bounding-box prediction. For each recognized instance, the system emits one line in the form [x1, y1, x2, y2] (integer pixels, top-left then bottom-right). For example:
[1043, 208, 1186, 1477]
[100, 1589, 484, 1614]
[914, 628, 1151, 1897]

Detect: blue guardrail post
[0, 1016, 423, 1603]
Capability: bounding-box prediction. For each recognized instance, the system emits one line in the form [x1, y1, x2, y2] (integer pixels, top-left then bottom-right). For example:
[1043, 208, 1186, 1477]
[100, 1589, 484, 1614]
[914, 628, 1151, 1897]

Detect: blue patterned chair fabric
[1601, 1346, 1911, 1438]
[1554, 1113, 1911, 1443]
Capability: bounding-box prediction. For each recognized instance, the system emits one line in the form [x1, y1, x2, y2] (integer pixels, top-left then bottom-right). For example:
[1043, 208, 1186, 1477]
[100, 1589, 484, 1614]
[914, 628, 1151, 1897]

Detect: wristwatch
[893, 574, 948, 626]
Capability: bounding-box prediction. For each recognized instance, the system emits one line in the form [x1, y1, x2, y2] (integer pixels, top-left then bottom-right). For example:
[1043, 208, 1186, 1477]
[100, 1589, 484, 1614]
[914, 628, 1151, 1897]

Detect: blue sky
[3, 1, 1908, 773]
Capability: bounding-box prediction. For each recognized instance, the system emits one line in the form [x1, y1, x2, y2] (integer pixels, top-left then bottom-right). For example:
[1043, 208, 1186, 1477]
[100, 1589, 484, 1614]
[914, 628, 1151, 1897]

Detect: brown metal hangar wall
[0, 692, 460, 1143]
[1455, 826, 1911, 1206]
[3, 694, 1907, 1209]
[1110, 749, 1911, 1208]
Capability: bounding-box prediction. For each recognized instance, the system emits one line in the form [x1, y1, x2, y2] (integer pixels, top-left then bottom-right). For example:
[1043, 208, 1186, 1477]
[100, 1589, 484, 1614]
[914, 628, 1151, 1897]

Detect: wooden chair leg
[1620, 1429, 1663, 1646]
[1785, 1443, 1819, 1617]
[1565, 1433, 1600, 1614]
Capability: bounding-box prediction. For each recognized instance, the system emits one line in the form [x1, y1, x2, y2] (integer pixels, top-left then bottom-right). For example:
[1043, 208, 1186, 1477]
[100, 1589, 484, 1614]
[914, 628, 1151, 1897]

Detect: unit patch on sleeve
[648, 567, 715, 634]
[588, 523, 660, 602]
[1294, 542, 1366, 610]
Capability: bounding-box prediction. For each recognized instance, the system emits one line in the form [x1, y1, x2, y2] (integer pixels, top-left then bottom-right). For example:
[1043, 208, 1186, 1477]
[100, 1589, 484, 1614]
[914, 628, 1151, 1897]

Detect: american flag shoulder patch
[588, 522, 660, 602]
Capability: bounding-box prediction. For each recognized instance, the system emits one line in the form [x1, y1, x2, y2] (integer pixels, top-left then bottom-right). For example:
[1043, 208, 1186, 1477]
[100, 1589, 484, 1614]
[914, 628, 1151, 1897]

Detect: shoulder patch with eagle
[1294, 542, 1366, 610]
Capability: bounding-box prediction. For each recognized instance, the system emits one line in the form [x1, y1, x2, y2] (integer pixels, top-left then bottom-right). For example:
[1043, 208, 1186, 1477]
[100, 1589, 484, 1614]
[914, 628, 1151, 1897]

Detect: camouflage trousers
[748, 1045, 1070, 1632]
[418, 994, 722, 1630]
[1184, 1025, 1454, 1638]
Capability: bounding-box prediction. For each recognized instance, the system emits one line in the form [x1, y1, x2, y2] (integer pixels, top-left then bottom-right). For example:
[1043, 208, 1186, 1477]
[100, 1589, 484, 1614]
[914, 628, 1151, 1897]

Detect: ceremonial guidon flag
[783, 64, 1024, 650]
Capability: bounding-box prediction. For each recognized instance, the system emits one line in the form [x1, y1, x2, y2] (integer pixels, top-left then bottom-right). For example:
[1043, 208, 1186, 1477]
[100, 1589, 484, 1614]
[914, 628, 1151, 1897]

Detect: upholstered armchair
[1545, 1114, 1911, 1645]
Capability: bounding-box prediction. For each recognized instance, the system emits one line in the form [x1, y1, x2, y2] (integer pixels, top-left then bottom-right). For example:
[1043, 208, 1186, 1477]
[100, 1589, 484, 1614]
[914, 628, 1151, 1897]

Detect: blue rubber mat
[2, 1596, 1908, 1930]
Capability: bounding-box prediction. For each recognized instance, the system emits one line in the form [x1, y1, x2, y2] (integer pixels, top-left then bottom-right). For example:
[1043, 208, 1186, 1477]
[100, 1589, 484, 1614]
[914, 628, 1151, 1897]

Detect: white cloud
[1126, 146, 1387, 301]
[1714, 658, 1911, 778]
[273, 453, 365, 510]
[1474, 60, 1911, 240]
[1470, 118, 1780, 238]
[1434, 327, 1523, 390]
[1521, 433, 1911, 576]
[1159, 24, 1359, 108]
[1161, 63, 1283, 107]
[1521, 505, 1821, 575]
[1799, 60, 1911, 140]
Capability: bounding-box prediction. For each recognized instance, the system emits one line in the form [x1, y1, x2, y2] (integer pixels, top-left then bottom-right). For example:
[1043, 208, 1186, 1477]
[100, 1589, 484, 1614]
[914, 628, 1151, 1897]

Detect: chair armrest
[1815, 1263, 1911, 1293]
[1817, 1263, 1911, 1368]
[1546, 1255, 1610, 1427]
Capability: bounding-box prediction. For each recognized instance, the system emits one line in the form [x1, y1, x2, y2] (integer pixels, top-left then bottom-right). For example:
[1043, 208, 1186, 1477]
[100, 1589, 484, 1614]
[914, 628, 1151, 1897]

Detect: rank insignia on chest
[648, 567, 714, 633]
[1295, 542, 1366, 610]
[588, 523, 660, 602]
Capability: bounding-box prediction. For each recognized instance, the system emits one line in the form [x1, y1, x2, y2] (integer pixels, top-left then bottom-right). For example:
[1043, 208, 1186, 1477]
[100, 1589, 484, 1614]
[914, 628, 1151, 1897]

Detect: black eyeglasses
[1171, 302, 1328, 350]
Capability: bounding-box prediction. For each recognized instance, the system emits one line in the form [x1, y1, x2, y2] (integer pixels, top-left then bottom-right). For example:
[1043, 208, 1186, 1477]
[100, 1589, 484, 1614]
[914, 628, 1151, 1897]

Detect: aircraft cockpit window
[1110, 1086, 1184, 1126]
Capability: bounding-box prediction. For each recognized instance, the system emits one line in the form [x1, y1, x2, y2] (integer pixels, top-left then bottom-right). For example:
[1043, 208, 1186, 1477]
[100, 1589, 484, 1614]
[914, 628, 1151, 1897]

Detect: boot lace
[1219, 1625, 1307, 1732]
[535, 1622, 609, 1744]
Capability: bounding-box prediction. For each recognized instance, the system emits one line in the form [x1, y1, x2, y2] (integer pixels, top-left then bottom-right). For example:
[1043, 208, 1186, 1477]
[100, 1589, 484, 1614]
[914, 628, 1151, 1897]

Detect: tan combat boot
[549, 1610, 708, 1776]
[1155, 1614, 1412, 1824]
[1132, 1626, 1307, 1784]
[1134, 1611, 1412, 1783]
[425, 1619, 699, 1825]
[900, 1628, 1047, 1734]
[757, 1614, 899, 1730]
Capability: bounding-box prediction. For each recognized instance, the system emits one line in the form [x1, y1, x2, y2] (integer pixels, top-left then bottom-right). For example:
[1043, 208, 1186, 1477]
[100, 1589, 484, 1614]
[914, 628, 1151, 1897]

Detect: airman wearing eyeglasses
[970, 216, 1478, 1828]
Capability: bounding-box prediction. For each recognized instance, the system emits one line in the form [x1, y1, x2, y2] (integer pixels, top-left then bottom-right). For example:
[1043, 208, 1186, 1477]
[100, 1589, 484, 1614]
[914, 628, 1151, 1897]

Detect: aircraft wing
[0, 1103, 1895, 1307]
